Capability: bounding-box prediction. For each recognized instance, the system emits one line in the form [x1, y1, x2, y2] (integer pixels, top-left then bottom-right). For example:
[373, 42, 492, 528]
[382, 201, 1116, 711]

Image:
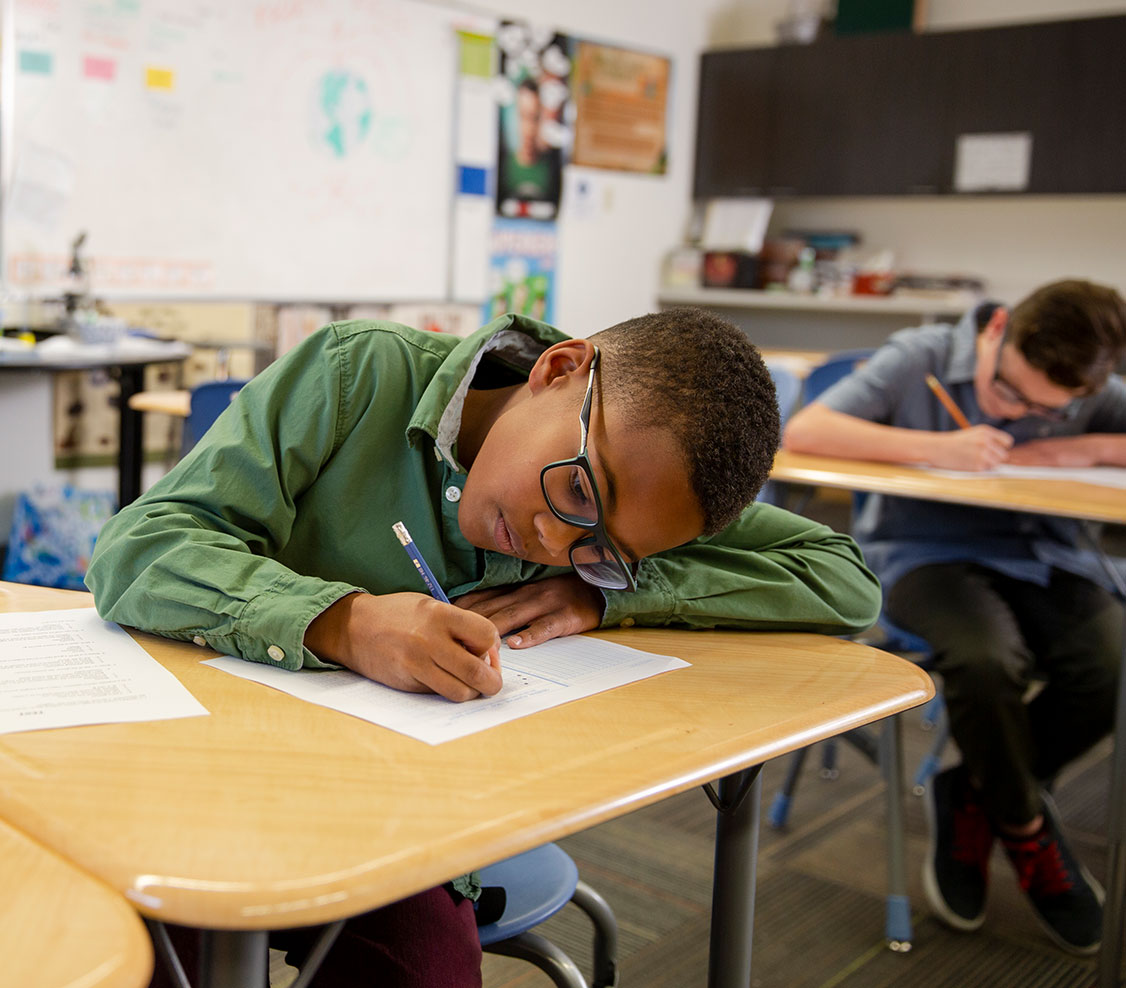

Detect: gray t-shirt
[819, 310, 1126, 592]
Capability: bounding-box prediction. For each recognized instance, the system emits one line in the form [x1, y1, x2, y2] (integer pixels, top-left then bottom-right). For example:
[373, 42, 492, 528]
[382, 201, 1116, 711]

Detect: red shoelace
[1004, 832, 1074, 897]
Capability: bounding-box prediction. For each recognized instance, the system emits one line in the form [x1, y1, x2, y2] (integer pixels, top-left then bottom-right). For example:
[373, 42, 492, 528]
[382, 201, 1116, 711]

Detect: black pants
[886, 563, 1122, 826]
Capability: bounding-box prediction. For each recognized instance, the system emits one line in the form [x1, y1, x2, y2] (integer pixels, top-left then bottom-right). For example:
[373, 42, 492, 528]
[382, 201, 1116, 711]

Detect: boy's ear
[983, 306, 1009, 341]
[527, 339, 596, 394]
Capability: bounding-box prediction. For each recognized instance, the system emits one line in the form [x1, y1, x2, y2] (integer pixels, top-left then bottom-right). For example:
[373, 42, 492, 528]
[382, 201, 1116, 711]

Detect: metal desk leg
[1086, 525, 1126, 988]
[115, 363, 147, 506]
[704, 765, 763, 988]
[199, 930, 270, 988]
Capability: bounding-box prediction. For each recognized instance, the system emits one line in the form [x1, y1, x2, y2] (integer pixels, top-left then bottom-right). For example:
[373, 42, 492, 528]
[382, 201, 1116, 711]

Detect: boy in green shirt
[88, 306, 880, 987]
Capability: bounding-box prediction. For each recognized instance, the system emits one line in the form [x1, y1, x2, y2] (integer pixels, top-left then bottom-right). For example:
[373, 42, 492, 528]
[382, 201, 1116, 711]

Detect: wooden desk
[760, 349, 830, 380]
[0, 581, 931, 988]
[772, 449, 1126, 524]
[1, 817, 152, 988]
[0, 340, 191, 506]
[771, 449, 1126, 987]
[127, 389, 191, 417]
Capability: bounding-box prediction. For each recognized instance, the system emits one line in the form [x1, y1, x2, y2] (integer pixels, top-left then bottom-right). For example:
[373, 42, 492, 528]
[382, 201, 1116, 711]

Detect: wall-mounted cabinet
[694, 15, 1126, 198]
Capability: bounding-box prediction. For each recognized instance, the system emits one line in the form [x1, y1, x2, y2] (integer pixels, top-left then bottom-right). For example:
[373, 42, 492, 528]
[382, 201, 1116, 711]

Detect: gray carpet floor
[481, 692, 1113, 988]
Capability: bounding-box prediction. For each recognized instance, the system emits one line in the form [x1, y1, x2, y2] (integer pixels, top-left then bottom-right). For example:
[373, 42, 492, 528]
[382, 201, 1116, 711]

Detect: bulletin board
[3, 0, 469, 301]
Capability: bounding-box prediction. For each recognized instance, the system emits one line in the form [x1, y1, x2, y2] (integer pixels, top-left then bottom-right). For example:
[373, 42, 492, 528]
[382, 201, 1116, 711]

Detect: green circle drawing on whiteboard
[313, 70, 373, 158]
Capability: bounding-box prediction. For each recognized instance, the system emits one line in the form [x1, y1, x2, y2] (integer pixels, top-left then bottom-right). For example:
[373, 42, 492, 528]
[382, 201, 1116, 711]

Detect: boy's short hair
[1009, 279, 1126, 392]
[590, 306, 779, 534]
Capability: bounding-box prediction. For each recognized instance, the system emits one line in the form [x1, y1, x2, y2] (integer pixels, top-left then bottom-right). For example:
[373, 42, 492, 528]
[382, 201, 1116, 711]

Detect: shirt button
[620, 617, 636, 627]
[267, 645, 286, 662]
[445, 486, 462, 502]
[192, 635, 207, 647]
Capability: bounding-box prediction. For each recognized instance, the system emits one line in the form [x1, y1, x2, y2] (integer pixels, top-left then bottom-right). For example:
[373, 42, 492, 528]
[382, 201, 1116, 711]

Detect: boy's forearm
[784, 403, 936, 465]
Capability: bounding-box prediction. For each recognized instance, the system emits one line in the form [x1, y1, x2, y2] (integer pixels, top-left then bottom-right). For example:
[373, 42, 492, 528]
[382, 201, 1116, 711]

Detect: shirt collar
[407, 313, 571, 471]
[945, 309, 981, 385]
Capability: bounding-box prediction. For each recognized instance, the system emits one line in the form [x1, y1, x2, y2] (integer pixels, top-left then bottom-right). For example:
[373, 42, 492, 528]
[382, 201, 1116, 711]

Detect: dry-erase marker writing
[392, 521, 450, 604]
[924, 374, 972, 430]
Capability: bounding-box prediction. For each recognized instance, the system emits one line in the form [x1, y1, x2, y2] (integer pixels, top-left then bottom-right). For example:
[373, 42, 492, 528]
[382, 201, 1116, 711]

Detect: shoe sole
[922, 776, 986, 932]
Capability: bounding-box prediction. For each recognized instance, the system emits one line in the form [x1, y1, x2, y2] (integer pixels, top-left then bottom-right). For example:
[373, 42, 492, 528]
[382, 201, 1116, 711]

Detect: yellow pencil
[925, 374, 972, 429]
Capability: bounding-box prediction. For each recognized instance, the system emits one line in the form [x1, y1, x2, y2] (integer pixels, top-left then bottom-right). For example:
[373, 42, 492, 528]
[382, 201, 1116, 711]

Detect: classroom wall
[702, 0, 1126, 304]
[466, 0, 723, 333]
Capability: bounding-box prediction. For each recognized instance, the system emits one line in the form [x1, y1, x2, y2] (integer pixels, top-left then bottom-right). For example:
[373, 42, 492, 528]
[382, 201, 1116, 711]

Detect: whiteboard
[3, 0, 465, 301]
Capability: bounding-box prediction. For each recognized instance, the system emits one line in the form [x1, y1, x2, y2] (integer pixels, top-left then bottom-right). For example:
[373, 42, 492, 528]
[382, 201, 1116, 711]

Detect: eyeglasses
[539, 347, 638, 592]
[990, 327, 1077, 422]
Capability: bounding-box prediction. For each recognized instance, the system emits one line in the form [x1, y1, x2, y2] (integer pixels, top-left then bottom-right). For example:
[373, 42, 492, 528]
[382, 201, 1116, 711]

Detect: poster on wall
[483, 219, 557, 325]
[571, 41, 670, 174]
[494, 21, 572, 221]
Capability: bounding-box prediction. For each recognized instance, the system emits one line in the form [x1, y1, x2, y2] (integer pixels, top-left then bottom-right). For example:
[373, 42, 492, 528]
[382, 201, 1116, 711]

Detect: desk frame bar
[708, 766, 763, 988]
[1091, 523, 1126, 988]
[200, 930, 269, 988]
[114, 363, 147, 507]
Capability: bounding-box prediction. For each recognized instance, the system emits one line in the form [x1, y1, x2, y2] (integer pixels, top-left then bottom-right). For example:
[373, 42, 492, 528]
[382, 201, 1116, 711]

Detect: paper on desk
[924, 464, 1126, 489]
[203, 636, 689, 745]
[0, 608, 208, 735]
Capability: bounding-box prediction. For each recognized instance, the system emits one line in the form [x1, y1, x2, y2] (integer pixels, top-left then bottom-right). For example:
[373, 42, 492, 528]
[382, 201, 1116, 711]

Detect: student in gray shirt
[784, 279, 1126, 956]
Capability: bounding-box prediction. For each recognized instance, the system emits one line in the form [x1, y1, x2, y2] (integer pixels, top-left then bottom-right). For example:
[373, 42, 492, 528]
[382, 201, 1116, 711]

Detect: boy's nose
[533, 511, 579, 559]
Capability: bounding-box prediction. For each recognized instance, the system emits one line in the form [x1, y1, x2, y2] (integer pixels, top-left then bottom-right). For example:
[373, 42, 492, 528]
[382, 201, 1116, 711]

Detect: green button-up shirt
[87, 315, 880, 672]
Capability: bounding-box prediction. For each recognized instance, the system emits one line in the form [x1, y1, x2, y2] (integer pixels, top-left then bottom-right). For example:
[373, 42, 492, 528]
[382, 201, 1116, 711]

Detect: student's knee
[936, 642, 1027, 702]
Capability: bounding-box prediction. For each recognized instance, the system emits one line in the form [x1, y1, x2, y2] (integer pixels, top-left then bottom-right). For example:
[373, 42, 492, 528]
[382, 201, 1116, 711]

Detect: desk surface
[772, 449, 1126, 525]
[0, 582, 931, 931]
[127, 389, 191, 417]
[1, 817, 152, 988]
[0, 338, 191, 370]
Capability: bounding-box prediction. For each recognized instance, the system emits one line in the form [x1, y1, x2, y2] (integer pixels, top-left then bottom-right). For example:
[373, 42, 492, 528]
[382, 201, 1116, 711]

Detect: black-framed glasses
[990, 325, 1077, 422]
[539, 347, 638, 592]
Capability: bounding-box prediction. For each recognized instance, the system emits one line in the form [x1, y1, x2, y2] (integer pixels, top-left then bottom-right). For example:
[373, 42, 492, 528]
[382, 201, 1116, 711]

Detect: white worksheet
[0, 608, 208, 735]
[923, 464, 1126, 489]
[204, 636, 689, 745]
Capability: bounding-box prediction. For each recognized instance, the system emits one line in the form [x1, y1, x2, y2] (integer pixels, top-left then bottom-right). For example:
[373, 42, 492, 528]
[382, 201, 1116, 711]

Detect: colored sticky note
[84, 56, 116, 81]
[458, 165, 488, 196]
[145, 67, 174, 90]
[458, 32, 493, 79]
[19, 50, 53, 75]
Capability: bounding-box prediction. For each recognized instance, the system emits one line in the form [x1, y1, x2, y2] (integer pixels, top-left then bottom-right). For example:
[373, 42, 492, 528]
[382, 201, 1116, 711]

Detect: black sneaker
[923, 764, 994, 931]
[1000, 791, 1104, 955]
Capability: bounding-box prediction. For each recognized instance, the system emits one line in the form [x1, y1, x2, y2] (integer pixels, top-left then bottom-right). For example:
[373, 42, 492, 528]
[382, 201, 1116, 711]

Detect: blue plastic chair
[477, 843, 618, 988]
[181, 379, 250, 456]
[758, 362, 804, 506]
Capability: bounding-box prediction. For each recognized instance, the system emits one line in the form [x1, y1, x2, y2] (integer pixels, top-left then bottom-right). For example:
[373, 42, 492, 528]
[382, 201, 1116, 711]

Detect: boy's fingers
[433, 640, 504, 698]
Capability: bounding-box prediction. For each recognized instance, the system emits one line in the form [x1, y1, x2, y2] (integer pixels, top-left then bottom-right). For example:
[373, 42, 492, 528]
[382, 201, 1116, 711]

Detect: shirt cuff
[599, 560, 676, 628]
[236, 574, 363, 670]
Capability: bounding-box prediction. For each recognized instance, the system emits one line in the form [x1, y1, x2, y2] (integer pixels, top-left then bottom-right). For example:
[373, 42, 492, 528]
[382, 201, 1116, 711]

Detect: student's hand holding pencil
[927, 426, 1014, 470]
[922, 373, 1013, 470]
[305, 592, 503, 702]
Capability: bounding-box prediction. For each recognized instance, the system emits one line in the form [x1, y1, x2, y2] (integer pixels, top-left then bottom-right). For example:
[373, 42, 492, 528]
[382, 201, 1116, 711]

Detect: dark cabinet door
[768, 31, 947, 195]
[694, 48, 775, 197]
[693, 15, 1126, 198]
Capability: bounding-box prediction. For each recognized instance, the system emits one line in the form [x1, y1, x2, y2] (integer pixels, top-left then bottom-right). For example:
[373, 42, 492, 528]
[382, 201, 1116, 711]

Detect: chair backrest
[802, 348, 876, 405]
[183, 379, 250, 455]
[766, 362, 803, 429]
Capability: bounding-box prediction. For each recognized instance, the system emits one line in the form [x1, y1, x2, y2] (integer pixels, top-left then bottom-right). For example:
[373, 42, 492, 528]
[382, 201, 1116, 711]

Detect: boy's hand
[1005, 435, 1102, 467]
[928, 425, 1014, 471]
[304, 592, 502, 701]
[455, 574, 605, 649]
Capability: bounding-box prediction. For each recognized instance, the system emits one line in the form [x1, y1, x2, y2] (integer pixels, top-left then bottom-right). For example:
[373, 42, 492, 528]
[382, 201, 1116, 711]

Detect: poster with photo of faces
[494, 21, 572, 221]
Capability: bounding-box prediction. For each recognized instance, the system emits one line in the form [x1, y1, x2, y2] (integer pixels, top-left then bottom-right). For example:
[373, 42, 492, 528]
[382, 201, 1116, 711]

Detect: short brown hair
[1009, 279, 1126, 392]
[591, 307, 779, 534]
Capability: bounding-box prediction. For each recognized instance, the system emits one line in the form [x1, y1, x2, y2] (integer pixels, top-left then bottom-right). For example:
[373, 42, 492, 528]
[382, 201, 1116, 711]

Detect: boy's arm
[785, 402, 1013, 471]
[86, 327, 502, 700]
[458, 503, 880, 642]
[600, 502, 881, 636]
[1006, 432, 1126, 467]
[87, 329, 357, 672]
